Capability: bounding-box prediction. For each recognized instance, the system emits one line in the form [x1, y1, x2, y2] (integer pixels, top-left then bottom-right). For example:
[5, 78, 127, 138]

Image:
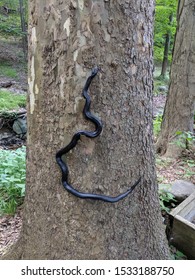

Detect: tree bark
[3, 0, 170, 259]
[156, 0, 195, 157]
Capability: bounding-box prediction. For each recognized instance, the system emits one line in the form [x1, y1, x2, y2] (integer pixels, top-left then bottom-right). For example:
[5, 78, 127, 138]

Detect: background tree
[154, 0, 177, 78]
[0, 0, 28, 58]
[156, 0, 195, 157]
[18, 0, 27, 60]
[3, 0, 170, 259]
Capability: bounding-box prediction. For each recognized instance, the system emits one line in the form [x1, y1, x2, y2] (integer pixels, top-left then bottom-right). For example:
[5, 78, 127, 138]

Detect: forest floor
[0, 40, 27, 93]
[0, 40, 194, 259]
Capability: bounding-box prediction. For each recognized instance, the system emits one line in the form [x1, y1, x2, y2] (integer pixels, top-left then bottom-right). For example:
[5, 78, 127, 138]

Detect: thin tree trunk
[160, 33, 170, 78]
[2, 0, 170, 260]
[156, 0, 195, 157]
[19, 0, 27, 60]
[160, 13, 173, 78]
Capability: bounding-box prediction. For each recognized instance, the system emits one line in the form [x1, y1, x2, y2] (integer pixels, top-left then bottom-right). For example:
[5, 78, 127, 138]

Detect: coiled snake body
[56, 67, 141, 202]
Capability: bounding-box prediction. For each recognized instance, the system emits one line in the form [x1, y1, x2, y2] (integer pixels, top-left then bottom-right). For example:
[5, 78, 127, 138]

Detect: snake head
[91, 66, 100, 77]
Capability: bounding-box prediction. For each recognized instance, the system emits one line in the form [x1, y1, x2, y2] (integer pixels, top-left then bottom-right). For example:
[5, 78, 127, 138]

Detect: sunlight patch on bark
[28, 27, 37, 114]
[64, 17, 71, 37]
[35, 84, 39, 95]
[60, 76, 65, 99]
[78, 0, 84, 10]
[73, 49, 78, 61]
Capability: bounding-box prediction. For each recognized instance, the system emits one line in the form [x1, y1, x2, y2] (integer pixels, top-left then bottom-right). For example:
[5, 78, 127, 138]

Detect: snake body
[56, 67, 141, 202]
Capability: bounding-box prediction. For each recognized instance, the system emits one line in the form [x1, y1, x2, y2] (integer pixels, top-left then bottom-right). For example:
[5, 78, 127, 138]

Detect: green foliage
[0, 110, 17, 118]
[0, 62, 18, 78]
[0, 0, 28, 38]
[0, 0, 19, 10]
[0, 14, 21, 37]
[184, 160, 195, 178]
[158, 186, 176, 212]
[153, 114, 163, 137]
[170, 246, 187, 260]
[179, 159, 195, 179]
[0, 89, 26, 111]
[0, 0, 21, 37]
[174, 131, 195, 150]
[153, 73, 169, 95]
[173, 250, 187, 260]
[0, 146, 26, 215]
[154, 0, 177, 63]
[156, 156, 172, 167]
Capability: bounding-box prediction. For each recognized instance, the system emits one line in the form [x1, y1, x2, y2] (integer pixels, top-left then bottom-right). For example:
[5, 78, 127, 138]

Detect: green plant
[0, 146, 26, 215]
[0, 89, 26, 111]
[170, 245, 187, 260]
[153, 114, 163, 137]
[158, 187, 176, 212]
[157, 174, 166, 184]
[0, 14, 21, 37]
[0, 110, 17, 119]
[0, 62, 18, 78]
[174, 131, 195, 150]
[0, 0, 28, 42]
[183, 160, 195, 178]
[153, 77, 169, 95]
[156, 156, 172, 167]
[185, 159, 195, 168]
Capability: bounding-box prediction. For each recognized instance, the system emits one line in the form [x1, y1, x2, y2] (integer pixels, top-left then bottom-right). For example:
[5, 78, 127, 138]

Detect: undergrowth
[0, 62, 18, 79]
[153, 114, 163, 138]
[0, 89, 26, 111]
[158, 187, 176, 212]
[174, 131, 195, 152]
[0, 146, 26, 216]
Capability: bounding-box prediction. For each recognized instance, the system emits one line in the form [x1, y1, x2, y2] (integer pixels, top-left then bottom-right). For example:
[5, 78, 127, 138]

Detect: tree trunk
[19, 0, 27, 60]
[156, 0, 195, 157]
[3, 0, 170, 260]
[160, 14, 173, 78]
[160, 33, 170, 78]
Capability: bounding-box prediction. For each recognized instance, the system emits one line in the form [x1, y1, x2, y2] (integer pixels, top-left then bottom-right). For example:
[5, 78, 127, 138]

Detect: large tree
[156, 0, 195, 157]
[3, 0, 170, 259]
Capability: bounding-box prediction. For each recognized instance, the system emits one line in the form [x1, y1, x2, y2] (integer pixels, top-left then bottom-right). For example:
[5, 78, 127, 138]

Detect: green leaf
[175, 131, 183, 135]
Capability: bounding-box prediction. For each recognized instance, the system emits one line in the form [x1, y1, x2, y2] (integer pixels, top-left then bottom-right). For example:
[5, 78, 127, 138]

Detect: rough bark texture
[3, 0, 170, 259]
[156, 0, 195, 157]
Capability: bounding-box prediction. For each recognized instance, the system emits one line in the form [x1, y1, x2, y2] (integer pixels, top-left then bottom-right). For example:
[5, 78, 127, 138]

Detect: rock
[0, 81, 13, 88]
[0, 130, 14, 141]
[13, 117, 27, 135]
[171, 180, 195, 201]
[159, 180, 195, 202]
[153, 108, 164, 118]
[0, 127, 20, 147]
[158, 85, 168, 92]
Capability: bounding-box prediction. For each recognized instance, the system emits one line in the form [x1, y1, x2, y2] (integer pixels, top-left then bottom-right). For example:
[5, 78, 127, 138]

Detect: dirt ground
[0, 210, 22, 257]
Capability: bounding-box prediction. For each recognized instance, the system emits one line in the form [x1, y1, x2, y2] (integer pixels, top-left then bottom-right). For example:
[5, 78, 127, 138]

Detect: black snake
[56, 67, 141, 202]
